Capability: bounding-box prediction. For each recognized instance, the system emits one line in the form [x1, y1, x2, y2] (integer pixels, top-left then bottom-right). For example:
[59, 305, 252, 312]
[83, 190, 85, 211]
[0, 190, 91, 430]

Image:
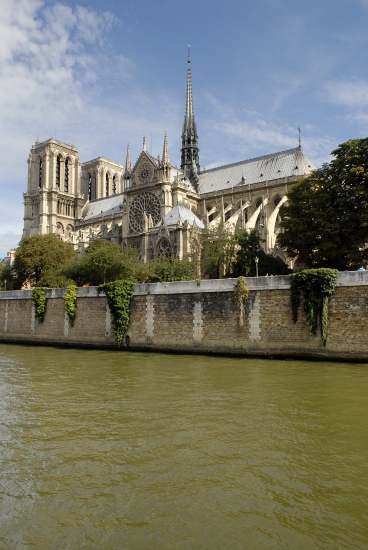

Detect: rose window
[138, 164, 151, 183]
[129, 192, 161, 233]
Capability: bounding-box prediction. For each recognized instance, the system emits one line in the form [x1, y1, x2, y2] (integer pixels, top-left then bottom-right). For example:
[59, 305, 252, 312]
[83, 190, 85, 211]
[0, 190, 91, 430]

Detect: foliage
[36, 271, 75, 288]
[62, 242, 149, 286]
[232, 276, 249, 326]
[291, 268, 338, 346]
[191, 222, 237, 279]
[278, 138, 368, 270]
[13, 234, 76, 286]
[147, 254, 196, 282]
[0, 263, 17, 290]
[99, 280, 135, 346]
[32, 286, 48, 321]
[231, 229, 291, 277]
[64, 284, 77, 325]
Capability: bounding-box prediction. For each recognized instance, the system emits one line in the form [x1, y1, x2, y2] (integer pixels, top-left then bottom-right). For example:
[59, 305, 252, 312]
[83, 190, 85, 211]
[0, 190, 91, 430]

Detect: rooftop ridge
[200, 147, 303, 175]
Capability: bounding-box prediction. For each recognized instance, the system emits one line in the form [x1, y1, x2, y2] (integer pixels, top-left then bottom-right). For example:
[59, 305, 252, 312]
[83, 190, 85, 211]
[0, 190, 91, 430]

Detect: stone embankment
[1, 272, 368, 361]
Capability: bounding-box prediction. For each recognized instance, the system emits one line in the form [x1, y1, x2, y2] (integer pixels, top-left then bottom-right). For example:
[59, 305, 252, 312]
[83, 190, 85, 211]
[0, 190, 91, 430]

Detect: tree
[148, 254, 196, 282]
[13, 234, 76, 286]
[61, 241, 149, 286]
[231, 229, 290, 277]
[0, 263, 17, 290]
[191, 222, 237, 279]
[278, 138, 368, 270]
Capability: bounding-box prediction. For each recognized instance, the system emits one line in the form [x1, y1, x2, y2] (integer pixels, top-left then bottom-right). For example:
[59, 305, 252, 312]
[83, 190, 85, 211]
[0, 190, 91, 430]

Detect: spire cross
[298, 126, 301, 149]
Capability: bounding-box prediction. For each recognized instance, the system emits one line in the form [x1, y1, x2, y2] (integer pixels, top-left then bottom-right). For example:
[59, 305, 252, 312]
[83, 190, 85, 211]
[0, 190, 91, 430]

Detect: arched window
[105, 173, 109, 197]
[64, 158, 69, 192]
[113, 176, 117, 195]
[88, 174, 92, 200]
[39, 158, 42, 188]
[56, 156, 61, 188]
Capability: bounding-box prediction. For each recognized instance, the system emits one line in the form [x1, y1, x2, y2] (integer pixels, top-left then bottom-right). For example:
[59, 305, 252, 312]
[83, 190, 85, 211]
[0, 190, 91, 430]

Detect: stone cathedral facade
[22, 57, 315, 263]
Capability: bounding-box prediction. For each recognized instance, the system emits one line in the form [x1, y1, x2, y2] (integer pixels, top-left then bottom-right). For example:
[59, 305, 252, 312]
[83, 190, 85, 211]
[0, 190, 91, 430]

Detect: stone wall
[1, 273, 368, 360]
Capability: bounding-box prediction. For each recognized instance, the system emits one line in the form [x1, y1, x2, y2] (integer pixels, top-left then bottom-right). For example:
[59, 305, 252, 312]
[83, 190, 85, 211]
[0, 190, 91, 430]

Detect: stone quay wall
[1, 272, 368, 361]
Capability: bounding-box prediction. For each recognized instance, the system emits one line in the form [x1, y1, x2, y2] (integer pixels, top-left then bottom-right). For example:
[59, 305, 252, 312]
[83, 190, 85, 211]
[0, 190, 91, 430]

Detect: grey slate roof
[199, 147, 316, 194]
[81, 194, 124, 221]
[157, 204, 204, 229]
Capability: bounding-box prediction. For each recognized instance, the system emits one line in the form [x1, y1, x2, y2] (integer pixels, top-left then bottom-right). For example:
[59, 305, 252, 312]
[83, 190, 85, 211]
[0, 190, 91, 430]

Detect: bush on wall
[99, 280, 135, 346]
[291, 268, 338, 346]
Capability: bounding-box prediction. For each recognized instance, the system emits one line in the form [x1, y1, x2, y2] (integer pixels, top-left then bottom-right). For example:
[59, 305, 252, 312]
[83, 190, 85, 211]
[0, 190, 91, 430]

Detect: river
[0, 344, 367, 549]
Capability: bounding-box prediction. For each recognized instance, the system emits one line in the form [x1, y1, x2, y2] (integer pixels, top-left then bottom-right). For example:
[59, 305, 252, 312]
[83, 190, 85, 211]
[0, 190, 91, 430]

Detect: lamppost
[255, 257, 259, 278]
[4, 279, 7, 292]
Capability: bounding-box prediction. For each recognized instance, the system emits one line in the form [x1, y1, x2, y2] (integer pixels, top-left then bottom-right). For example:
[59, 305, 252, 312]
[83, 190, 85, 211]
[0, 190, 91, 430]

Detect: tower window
[39, 158, 42, 188]
[64, 159, 69, 192]
[113, 176, 117, 195]
[56, 155, 61, 188]
[88, 174, 92, 200]
[106, 173, 109, 197]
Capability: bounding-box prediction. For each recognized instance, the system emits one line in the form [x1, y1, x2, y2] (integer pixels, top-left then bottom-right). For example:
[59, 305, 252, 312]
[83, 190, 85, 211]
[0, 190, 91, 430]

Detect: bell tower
[180, 48, 200, 189]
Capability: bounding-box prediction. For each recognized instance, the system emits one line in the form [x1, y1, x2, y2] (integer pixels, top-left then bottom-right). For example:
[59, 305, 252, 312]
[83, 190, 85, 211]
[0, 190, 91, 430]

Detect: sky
[0, 0, 367, 257]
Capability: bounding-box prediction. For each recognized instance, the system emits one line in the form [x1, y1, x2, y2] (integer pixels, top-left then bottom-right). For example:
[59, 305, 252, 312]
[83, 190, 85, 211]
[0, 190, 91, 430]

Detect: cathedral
[22, 56, 315, 264]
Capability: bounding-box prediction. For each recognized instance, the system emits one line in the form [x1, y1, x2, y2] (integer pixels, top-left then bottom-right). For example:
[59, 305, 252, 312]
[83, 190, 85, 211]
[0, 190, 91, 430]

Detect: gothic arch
[64, 156, 71, 193]
[156, 237, 172, 257]
[38, 155, 43, 188]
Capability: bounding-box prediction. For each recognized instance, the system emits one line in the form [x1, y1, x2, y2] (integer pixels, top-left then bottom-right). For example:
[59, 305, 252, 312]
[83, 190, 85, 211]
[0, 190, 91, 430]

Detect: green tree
[278, 138, 368, 270]
[148, 254, 196, 282]
[13, 234, 76, 286]
[0, 263, 17, 290]
[61, 241, 149, 286]
[191, 222, 237, 279]
[231, 229, 290, 277]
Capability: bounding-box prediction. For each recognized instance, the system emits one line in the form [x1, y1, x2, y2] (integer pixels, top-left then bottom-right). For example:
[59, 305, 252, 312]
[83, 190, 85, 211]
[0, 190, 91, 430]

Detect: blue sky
[0, 0, 367, 256]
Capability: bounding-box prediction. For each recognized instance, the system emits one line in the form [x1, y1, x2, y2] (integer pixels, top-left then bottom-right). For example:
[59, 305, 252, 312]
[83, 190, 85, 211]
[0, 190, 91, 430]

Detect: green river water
[0, 344, 367, 549]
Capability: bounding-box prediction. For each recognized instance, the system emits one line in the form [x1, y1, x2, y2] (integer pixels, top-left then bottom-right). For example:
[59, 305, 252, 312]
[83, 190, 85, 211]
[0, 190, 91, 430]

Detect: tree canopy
[231, 229, 290, 277]
[13, 234, 76, 286]
[191, 222, 237, 279]
[278, 138, 368, 270]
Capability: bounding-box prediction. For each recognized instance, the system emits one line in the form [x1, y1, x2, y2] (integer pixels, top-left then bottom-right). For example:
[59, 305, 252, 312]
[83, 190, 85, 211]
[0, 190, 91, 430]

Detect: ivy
[291, 268, 338, 346]
[32, 286, 47, 322]
[64, 284, 77, 326]
[232, 276, 249, 326]
[99, 280, 135, 346]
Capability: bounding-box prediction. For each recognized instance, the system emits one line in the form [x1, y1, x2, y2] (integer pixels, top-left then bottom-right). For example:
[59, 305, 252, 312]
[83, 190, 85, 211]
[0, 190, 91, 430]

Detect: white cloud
[200, 93, 334, 168]
[0, 0, 126, 240]
[323, 80, 368, 109]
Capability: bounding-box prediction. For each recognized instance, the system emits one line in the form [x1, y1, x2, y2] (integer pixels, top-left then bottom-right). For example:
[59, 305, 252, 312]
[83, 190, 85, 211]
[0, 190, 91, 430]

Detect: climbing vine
[291, 268, 338, 346]
[32, 286, 47, 322]
[64, 284, 77, 326]
[99, 280, 135, 346]
[232, 276, 249, 326]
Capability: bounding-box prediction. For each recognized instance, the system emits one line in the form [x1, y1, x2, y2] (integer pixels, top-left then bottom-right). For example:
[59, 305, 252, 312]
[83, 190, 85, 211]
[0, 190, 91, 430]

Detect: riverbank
[1, 272, 368, 361]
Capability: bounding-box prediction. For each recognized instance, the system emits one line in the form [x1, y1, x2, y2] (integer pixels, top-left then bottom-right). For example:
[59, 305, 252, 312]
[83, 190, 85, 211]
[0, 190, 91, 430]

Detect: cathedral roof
[199, 147, 315, 194]
[81, 194, 124, 221]
[156, 204, 204, 229]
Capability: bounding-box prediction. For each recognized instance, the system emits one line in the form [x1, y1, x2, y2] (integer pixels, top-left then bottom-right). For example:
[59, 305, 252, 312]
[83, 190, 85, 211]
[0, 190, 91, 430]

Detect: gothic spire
[181, 47, 200, 189]
[125, 143, 132, 174]
[183, 48, 196, 136]
[162, 131, 170, 165]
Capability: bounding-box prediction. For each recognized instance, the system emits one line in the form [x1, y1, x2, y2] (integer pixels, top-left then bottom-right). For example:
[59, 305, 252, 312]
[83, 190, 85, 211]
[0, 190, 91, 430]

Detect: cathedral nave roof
[199, 147, 315, 195]
[81, 194, 124, 221]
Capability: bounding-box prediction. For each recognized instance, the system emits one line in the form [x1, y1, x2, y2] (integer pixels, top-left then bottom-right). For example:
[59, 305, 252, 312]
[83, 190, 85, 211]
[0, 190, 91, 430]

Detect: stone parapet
[1, 273, 368, 361]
